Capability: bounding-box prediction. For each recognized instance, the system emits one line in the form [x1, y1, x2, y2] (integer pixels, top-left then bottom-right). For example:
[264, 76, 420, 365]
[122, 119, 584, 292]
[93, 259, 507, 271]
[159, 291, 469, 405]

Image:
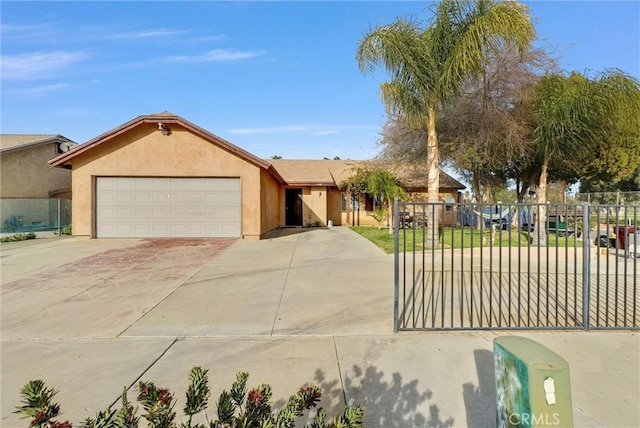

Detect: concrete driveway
[1, 228, 638, 428]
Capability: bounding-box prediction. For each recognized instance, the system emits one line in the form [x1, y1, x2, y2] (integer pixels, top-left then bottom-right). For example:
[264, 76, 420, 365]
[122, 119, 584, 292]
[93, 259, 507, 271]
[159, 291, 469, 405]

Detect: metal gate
[393, 200, 639, 331]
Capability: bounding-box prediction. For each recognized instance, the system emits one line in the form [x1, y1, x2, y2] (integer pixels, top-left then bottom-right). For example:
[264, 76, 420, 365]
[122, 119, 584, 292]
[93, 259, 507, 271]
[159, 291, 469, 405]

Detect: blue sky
[2, 1, 639, 161]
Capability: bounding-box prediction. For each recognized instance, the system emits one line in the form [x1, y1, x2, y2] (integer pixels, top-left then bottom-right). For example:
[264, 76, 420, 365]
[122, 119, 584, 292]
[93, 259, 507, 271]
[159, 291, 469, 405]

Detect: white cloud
[180, 34, 228, 44]
[6, 83, 70, 97]
[0, 23, 58, 43]
[315, 130, 339, 136]
[163, 49, 263, 63]
[1, 51, 88, 81]
[105, 28, 189, 40]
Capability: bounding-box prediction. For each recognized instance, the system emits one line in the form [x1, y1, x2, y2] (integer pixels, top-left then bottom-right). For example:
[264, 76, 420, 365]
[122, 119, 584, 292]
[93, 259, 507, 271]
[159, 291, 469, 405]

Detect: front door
[285, 188, 303, 226]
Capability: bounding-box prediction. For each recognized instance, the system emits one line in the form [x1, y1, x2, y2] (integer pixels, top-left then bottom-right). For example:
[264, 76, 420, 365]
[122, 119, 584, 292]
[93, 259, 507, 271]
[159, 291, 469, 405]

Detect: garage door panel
[221, 179, 241, 191]
[134, 193, 152, 205]
[116, 193, 134, 204]
[222, 193, 241, 205]
[116, 179, 135, 190]
[96, 177, 241, 238]
[186, 208, 205, 221]
[153, 209, 170, 220]
[170, 193, 187, 205]
[134, 208, 154, 221]
[151, 224, 171, 236]
[221, 224, 241, 237]
[98, 192, 116, 204]
[204, 179, 222, 191]
[204, 194, 222, 205]
[151, 193, 170, 205]
[186, 193, 205, 205]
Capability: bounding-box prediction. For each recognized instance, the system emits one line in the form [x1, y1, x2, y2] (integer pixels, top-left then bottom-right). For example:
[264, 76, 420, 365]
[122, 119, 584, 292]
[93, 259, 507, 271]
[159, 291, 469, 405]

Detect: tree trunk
[426, 106, 440, 248]
[472, 173, 482, 204]
[534, 160, 549, 245]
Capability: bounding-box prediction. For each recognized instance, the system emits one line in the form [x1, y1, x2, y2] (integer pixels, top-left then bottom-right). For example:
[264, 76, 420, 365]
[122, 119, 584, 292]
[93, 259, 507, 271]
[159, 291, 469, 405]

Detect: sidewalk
[1, 227, 638, 427]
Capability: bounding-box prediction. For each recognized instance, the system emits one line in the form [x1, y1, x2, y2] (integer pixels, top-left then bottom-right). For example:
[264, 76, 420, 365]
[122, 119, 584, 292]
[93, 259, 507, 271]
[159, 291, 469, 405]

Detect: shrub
[15, 367, 364, 428]
[1, 232, 37, 243]
[368, 207, 388, 230]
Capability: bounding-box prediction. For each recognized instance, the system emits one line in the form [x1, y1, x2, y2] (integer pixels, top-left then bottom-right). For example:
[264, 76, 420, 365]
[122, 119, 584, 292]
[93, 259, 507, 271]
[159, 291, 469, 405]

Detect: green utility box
[494, 336, 573, 428]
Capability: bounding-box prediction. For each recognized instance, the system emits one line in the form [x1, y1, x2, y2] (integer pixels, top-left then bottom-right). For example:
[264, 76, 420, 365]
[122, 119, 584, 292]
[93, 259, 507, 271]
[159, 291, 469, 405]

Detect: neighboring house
[1, 134, 76, 199]
[49, 112, 465, 239]
[1, 134, 77, 233]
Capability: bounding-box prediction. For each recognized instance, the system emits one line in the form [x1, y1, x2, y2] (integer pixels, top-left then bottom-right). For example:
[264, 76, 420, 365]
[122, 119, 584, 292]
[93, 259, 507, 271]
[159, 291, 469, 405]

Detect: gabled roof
[48, 112, 285, 183]
[0, 134, 76, 154]
[268, 159, 361, 186]
[377, 162, 466, 190]
[268, 159, 466, 190]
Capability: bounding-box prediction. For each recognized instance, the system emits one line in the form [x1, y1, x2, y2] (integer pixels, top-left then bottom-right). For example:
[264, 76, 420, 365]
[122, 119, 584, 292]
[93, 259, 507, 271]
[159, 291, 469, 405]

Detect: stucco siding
[259, 169, 280, 237]
[1, 143, 72, 198]
[68, 124, 263, 237]
[327, 187, 342, 226]
[300, 186, 327, 226]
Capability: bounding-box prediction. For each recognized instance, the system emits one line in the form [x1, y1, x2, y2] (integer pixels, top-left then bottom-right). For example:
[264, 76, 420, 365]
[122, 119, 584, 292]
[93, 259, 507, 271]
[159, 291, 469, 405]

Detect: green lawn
[351, 226, 580, 254]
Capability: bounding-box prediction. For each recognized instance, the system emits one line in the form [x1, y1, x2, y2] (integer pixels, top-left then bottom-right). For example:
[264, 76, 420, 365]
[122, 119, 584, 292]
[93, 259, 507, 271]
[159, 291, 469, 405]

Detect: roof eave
[3, 135, 75, 155]
[49, 115, 284, 184]
[285, 182, 338, 187]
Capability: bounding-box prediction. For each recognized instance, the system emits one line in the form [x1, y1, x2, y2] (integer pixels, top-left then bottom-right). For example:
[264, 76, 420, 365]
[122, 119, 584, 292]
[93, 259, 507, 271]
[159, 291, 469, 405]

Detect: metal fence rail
[393, 200, 639, 331]
[0, 198, 71, 235]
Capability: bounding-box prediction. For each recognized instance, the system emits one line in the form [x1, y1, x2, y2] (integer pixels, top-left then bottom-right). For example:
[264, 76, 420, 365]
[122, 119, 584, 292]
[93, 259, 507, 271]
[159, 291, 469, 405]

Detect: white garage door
[96, 177, 241, 238]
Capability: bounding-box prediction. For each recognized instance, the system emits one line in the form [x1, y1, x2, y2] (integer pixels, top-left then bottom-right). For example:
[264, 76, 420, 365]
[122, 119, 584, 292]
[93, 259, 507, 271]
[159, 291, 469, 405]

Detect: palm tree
[357, 0, 534, 247]
[530, 70, 640, 244]
[366, 169, 407, 234]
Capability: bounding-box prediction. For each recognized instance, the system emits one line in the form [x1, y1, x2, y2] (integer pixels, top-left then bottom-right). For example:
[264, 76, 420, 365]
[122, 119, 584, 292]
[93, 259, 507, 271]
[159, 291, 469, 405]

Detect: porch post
[346, 189, 351, 226]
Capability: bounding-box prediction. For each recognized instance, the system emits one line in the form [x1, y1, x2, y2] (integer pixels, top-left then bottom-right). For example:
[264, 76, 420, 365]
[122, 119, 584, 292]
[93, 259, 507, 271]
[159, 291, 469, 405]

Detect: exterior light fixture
[157, 122, 171, 136]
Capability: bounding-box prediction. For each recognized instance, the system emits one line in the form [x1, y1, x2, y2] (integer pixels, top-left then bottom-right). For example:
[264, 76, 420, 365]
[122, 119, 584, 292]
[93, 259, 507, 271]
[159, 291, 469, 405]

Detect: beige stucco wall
[68, 124, 268, 238]
[327, 187, 342, 226]
[301, 186, 328, 226]
[1, 143, 72, 198]
[259, 169, 281, 237]
[339, 189, 463, 227]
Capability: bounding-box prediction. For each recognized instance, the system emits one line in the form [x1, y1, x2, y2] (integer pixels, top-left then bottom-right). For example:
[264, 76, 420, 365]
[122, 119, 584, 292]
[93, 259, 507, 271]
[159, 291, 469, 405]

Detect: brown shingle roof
[0, 134, 76, 152]
[268, 159, 465, 190]
[267, 159, 363, 186]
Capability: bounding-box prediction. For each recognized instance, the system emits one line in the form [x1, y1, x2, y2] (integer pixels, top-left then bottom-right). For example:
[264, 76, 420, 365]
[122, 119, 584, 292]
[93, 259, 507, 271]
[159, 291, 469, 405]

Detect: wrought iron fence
[0, 198, 71, 235]
[393, 200, 639, 332]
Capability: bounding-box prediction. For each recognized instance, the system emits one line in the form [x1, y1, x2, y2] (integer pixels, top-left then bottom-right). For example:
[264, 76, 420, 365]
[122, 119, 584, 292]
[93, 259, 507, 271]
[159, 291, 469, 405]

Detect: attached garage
[49, 112, 284, 240]
[96, 177, 241, 238]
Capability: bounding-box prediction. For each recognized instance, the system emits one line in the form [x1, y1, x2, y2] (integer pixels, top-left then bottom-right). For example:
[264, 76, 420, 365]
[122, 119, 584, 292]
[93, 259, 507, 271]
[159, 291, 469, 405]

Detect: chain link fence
[1, 199, 71, 235]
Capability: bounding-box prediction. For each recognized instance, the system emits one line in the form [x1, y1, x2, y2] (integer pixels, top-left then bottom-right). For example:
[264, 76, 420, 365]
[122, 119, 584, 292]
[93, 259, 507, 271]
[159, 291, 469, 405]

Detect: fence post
[57, 199, 61, 236]
[582, 203, 591, 330]
[393, 197, 400, 333]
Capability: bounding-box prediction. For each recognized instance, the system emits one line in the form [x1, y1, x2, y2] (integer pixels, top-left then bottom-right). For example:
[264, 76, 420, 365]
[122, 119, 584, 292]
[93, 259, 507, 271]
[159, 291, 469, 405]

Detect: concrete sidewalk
[1, 228, 638, 427]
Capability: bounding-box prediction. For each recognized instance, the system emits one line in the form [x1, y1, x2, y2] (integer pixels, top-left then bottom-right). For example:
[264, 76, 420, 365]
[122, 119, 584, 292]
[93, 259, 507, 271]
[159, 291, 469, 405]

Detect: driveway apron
[122, 227, 393, 337]
[1, 238, 235, 339]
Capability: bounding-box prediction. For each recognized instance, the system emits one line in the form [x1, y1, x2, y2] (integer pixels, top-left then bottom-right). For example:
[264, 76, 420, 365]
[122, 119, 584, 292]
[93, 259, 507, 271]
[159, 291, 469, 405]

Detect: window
[341, 192, 360, 211]
[364, 194, 374, 211]
[445, 196, 455, 212]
